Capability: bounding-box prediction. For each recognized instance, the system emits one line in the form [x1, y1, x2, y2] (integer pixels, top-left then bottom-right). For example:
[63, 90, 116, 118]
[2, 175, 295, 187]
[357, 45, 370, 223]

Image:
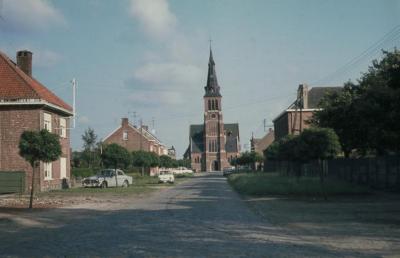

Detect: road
[0, 173, 363, 257]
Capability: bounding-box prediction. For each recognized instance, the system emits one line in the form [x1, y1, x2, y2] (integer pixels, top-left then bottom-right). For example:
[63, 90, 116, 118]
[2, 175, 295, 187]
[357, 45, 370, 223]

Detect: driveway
[0, 173, 370, 257]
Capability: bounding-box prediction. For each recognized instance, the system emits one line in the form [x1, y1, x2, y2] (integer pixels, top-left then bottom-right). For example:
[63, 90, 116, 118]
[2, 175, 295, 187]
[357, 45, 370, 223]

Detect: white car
[82, 169, 133, 188]
[171, 167, 193, 175]
[158, 171, 175, 183]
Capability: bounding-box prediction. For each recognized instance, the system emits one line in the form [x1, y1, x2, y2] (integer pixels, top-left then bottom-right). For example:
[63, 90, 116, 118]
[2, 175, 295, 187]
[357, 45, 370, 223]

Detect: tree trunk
[29, 162, 36, 209]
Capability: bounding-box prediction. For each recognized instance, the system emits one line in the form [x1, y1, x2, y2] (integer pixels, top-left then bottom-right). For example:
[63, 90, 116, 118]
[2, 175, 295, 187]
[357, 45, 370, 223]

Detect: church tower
[203, 48, 229, 171]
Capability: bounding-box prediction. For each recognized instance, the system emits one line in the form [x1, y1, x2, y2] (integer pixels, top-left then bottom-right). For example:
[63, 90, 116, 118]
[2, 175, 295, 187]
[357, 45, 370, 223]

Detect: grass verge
[228, 172, 370, 196]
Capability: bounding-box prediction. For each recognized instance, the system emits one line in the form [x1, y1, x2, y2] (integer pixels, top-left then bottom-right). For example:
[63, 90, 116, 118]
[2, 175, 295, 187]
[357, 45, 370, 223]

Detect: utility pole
[139, 118, 143, 151]
[263, 118, 267, 132]
[71, 78, 76, 129]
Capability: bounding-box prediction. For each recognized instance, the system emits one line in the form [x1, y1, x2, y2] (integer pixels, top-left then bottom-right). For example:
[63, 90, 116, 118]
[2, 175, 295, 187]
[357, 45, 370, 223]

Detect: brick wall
[0, 105, 71, 192]
[103, 123, 152, 152]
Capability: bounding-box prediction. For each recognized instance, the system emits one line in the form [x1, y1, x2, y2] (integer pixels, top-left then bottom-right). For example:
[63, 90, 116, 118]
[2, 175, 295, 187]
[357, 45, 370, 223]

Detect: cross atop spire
[204, 44, 221, 97]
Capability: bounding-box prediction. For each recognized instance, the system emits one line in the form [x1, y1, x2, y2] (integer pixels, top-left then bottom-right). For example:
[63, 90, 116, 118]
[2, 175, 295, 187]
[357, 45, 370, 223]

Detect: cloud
[126, 90, 183, 107]
[133, 62, 202, 87]
[129, 0, 176, 39]
[0, 0, 65, 32]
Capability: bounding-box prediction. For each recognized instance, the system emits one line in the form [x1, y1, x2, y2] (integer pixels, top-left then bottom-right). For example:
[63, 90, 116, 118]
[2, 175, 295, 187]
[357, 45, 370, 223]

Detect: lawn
[228, 172, 370, 196]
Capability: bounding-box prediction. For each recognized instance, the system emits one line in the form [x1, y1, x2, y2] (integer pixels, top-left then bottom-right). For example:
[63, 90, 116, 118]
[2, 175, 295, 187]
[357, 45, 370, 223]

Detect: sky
[1, 0, 399, 157]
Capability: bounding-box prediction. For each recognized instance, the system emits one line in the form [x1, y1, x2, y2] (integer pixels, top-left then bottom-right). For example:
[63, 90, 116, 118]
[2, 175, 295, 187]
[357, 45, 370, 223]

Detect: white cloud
[129, 0, 176, 39]
[127, 90, 183, 106]
[133, 62, 202, 86]
[1, 0, 65, 32]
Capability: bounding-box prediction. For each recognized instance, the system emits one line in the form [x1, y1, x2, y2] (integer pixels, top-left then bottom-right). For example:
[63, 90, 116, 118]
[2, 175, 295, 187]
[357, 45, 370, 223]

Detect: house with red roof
[0, 50, 73, 191]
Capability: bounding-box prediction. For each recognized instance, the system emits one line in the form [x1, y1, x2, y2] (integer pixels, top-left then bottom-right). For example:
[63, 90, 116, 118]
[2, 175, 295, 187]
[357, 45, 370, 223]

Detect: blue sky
[1, 0, 399, 156]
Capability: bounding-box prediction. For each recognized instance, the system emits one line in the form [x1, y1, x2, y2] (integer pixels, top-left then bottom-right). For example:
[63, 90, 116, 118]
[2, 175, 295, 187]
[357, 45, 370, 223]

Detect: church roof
[189, 123, 240, 153]
[204, 48, 221, 97]
[189, 124, 204, 153]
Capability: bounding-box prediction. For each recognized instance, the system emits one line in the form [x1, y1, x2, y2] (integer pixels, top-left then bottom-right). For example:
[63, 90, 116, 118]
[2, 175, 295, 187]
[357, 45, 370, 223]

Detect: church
[184, 48, 240, 172]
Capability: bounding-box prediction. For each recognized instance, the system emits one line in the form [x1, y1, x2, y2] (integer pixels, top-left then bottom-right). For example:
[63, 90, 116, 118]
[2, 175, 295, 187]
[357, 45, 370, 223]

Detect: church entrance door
[212, 160, 219, 171]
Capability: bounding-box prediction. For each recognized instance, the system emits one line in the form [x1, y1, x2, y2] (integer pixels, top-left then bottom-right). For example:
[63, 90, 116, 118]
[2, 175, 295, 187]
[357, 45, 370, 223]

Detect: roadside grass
[228, 172, 370, 196]
[38, 173, 192, 199]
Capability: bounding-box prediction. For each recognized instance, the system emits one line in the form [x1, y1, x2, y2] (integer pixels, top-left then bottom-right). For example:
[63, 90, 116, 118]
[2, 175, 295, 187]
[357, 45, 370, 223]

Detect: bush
[228, 173, 370, 196]
[71, 167, 96, 178]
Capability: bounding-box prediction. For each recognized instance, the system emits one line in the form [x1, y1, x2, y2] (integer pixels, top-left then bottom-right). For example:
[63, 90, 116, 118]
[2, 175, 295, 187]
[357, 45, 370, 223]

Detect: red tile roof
[0, 51, 73, 113]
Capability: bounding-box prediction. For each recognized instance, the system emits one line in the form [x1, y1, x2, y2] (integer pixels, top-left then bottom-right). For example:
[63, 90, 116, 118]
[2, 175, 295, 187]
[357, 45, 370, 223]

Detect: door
[212, 160, 219, 171]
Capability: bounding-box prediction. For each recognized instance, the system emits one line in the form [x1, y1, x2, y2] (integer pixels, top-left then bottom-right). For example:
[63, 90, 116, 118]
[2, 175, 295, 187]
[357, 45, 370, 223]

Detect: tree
[159, 155, 173, 168]
[101, 144, 131, 186]
[312, 49, 400, 156]
[132, 151, 160, 176]
[81, 127, 98, 167]
[19, 130, 62, 209]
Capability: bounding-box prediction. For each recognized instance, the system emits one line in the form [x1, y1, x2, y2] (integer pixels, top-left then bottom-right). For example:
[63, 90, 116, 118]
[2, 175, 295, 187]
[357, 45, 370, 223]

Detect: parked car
[171, 167, 193, 174]
[223, 166, 235, 176]
[82, 169, 133, 188]
[158, 171, 175, 183]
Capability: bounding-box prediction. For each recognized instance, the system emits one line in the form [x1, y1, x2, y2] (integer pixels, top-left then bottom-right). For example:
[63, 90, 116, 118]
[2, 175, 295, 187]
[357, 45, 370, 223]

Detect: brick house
[185, 48, 240, 172]
[103, 118, 168, 174]
[273, 84, 341, 140]
[0, 50, 73, 191]
[103, 118, 167, 155]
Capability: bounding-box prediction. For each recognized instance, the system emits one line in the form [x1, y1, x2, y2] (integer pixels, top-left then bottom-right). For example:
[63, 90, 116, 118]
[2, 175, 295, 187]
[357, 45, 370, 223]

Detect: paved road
[0, 173, 362, 257]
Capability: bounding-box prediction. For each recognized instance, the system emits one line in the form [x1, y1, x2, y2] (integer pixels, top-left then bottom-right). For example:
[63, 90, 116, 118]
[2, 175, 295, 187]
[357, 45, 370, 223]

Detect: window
[208, 99, 212, 110]
[212, 99, 215, 110]
[44, 162, 52, 180]
[60, 157, 67, 179]
[44, 113, 52, 132]
[60, 118, 66, 138]
[123, 131, 128, 140]
[215, 100, 219, 110]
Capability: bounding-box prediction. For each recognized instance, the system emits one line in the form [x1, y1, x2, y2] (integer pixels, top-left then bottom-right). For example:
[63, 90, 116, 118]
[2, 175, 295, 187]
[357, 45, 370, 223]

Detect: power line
[312, 25, 400, 85]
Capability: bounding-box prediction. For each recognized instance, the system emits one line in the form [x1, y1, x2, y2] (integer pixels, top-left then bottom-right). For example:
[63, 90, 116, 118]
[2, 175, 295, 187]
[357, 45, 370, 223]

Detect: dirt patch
[245, 192, 400, 256]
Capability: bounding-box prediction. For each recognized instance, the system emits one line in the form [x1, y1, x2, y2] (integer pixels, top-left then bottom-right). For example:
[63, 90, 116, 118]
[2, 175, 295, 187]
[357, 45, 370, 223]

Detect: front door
[212, 160, 219, 171]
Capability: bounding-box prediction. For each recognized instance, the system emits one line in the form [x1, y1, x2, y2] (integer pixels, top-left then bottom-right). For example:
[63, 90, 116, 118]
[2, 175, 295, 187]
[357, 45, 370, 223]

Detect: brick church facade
[185, 49, 240, 172]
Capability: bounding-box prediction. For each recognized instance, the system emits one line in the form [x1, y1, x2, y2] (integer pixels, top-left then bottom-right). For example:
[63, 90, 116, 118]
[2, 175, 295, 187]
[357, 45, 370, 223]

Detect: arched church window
[208, 100, 211, 110]
[215, 100, 219, 110]
[211, 99, 215, 110]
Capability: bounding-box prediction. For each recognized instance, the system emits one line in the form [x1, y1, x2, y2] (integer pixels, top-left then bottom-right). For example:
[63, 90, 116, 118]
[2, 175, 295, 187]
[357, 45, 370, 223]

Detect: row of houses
[0, 50, 175, 192]
[250, 84, 342, 168]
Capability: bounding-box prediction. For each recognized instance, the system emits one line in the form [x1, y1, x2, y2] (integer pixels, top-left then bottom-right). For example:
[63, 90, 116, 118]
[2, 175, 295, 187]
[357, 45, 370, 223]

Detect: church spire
[204, 45, 221, 97]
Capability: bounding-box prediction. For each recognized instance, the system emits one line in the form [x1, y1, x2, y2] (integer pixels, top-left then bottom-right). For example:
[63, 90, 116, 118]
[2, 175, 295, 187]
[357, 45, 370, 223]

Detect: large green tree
[132, 151, 160, 176]
[101, 144, 131, 186]
[81, 127, 99, 167]
[19, 130, 62, 209]
[312, 49, 400, 156]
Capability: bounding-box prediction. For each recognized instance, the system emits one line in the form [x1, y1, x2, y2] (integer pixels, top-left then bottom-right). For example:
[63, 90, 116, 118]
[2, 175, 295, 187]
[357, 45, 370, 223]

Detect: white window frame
[123, 131, 128, 141]
[44, 162, 52, 180]
[60, 157, 67, 179]
[44, 113, 52, 132]
[60, 118, 67, 138]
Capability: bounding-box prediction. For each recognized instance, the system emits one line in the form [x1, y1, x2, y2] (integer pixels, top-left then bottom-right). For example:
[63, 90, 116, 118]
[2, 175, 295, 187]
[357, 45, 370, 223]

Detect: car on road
[158, 171, 175, 183]
[171, 167, 193, 174]
[223, 166, 236, 176]
[82, 169, 133, 188]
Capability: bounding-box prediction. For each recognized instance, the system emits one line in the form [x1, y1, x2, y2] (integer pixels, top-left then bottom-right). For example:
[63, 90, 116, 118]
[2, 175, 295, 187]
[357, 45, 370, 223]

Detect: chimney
[121, 118, 129, 126]
[298, 84, 309, 109]
[16, 50, 33, 76]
